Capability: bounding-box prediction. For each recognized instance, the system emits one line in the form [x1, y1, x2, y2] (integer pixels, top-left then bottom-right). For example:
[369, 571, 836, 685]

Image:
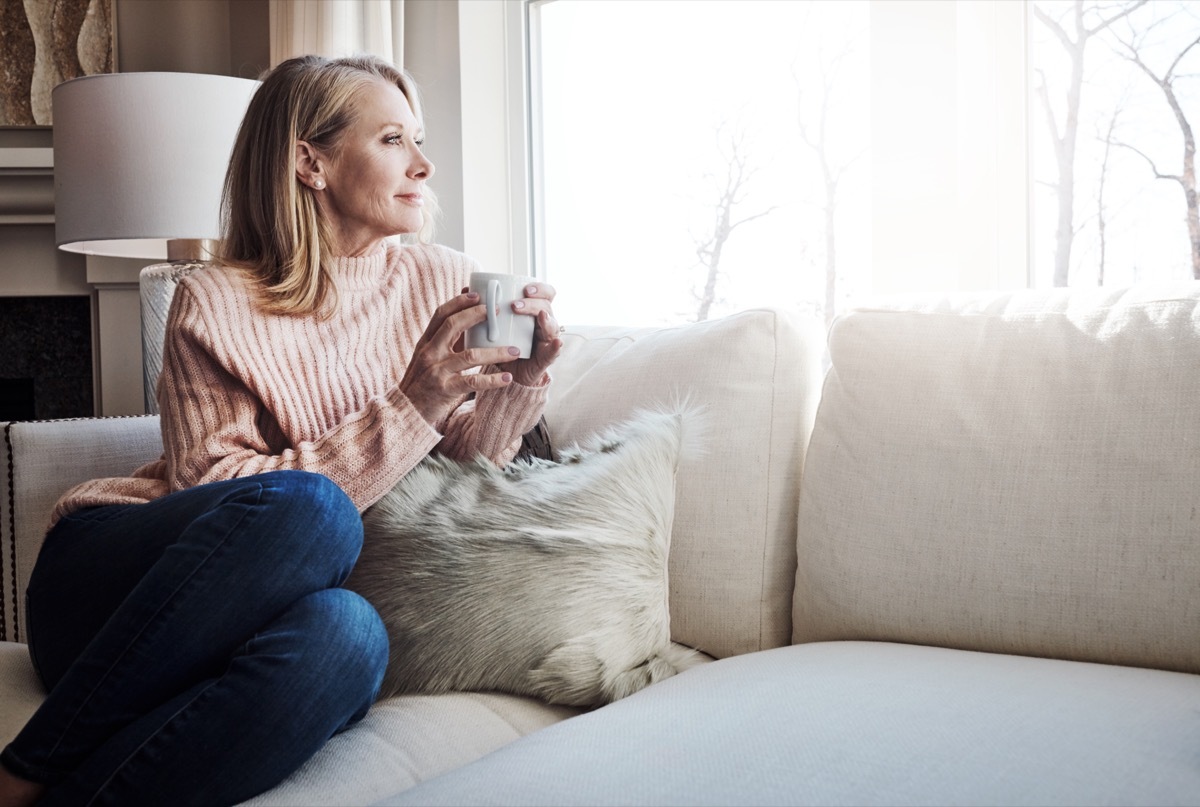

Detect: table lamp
[53, 72, 259, 413]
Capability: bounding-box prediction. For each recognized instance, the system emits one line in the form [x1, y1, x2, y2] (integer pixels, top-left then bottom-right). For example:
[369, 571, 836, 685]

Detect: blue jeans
[0, 470, 389, 806]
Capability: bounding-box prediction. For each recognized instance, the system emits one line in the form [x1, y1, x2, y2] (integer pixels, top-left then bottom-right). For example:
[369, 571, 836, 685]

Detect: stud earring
[313, 178, 325, 189]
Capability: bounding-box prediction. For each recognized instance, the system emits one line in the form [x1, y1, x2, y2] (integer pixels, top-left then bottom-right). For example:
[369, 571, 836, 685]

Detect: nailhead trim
[4, 422, 15, 643]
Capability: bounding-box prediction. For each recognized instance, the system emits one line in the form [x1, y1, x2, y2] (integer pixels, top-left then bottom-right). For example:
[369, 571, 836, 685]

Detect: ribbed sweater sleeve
[436, 378, 549, 463]
[151, 243, 548, 512]
[157, 282, 437, 511]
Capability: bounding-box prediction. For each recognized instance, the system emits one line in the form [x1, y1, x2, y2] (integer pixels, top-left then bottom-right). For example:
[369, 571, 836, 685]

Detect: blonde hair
[218, 54, 438, 316]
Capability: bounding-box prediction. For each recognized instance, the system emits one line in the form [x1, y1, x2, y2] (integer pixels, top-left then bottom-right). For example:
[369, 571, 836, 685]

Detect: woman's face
[313, 77, 435, 255]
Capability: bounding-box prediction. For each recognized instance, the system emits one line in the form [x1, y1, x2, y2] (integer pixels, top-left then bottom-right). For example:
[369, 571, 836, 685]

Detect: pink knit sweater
[51, 242, 549, 525]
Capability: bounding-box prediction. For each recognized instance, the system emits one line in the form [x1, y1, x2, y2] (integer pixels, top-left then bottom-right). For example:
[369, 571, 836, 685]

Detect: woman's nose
[411, 152, 434, 180]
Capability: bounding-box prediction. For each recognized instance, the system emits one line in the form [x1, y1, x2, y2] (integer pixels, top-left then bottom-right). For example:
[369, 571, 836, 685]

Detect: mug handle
[486, 279, 501, 342]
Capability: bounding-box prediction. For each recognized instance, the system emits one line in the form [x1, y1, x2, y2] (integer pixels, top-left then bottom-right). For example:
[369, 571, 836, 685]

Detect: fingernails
[512, 300, 526, 311]
[507, 346, 521, 356]
[526, 284, 538, 295]
[501, 372, 513, 383]
[466, 291, 479, 301]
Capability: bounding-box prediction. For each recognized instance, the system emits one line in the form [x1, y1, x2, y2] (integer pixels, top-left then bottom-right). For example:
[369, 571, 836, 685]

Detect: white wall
[404, 0, 466, 253]
[403, 0, 531, 277]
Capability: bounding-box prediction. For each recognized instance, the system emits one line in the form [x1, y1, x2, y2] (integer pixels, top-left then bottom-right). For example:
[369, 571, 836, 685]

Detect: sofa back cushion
[548, 309, 824, 659]
[793, 283, 1200, 673]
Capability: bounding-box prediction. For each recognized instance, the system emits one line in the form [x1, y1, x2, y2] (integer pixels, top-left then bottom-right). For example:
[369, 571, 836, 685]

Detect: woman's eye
[414, 138, 425, 148]
[385, 134, 402, 145]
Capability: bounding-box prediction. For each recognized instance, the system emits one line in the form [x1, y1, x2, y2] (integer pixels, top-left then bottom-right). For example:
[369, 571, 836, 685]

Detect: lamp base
[166, 238, 219, 262]
[140, 261, 207, 414]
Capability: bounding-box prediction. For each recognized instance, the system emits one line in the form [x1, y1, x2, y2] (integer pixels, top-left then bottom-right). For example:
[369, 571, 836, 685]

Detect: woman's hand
[400, 291, 522, 426]
[509, 281, 564, 387]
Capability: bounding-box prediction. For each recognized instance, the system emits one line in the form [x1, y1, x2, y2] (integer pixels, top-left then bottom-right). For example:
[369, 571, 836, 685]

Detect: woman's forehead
[355, 78, 419, 127]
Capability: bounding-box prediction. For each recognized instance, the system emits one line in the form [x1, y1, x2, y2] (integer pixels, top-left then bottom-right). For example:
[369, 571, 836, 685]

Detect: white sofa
[3, 284, 1199, 806]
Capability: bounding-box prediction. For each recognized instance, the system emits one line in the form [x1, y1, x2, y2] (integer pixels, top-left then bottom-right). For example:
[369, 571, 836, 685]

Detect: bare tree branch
[1033, 0, 1149, 286]
[1095, 106, 1123, 285]
[1084, 0, 1147, 36]
[791, 23, 863, 327]
[1166, 33, 1200, 78]
[1034, 4, 1075, 52]
[689, 123, 777, 322]
[1114, 139, 1181, 183]
[1034, 67, 1063, 147]
[1110, 9, 1200, 278]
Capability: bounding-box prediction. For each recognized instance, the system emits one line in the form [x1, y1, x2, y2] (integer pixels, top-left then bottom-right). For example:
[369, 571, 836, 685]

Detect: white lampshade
[53, 72, 259, 258]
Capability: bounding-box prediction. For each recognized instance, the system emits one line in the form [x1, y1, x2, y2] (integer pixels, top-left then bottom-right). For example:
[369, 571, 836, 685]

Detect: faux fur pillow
[346, 408, 703, 707]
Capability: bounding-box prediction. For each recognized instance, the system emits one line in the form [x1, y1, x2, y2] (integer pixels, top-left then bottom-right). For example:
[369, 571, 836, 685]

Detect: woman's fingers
[536, 307, 563, 342]
[512, 297, 557, 324]
[522, 281, 556, 302]
[403, 282, 565, 424]
[459, 367, 514, 393]
[512, 287, 562, 347]
[414, 291, 478, 356]
[426, 294, 483, 350]
[508, 309, 563, 387]
[403, 292, 528, 424]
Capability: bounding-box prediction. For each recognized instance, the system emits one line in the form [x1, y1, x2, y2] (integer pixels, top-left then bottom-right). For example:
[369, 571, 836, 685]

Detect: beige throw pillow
[347, 408, 703, 706]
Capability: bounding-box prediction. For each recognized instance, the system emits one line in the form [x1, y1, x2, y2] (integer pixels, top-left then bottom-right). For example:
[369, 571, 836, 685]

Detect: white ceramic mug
[464, 272, 537, 359]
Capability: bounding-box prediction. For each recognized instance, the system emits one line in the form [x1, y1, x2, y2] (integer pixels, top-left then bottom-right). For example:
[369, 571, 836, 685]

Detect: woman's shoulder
[168, 263, 261, 336]
[175, 262, 257, 302]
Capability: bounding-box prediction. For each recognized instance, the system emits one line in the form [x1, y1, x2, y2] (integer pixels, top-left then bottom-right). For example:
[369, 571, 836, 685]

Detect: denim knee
[282, 588, 389, 721]
[241, 471, 364, 586]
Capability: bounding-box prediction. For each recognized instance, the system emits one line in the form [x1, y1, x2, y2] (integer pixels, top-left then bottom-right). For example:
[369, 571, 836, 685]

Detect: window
[1030, 0, 1200, 289]
[521, 0, 1200, 328]
[532, 0, 872, 328]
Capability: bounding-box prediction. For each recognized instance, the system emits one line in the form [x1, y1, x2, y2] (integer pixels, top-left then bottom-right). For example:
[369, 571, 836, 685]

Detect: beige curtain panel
[269, 0, 405, 67]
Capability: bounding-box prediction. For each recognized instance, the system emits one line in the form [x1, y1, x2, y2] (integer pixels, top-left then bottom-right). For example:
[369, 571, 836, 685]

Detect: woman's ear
[295, 140, 326, 190]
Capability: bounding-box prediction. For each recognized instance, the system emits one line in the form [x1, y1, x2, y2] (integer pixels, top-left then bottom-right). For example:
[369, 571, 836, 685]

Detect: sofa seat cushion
[0, 640, 578, 807]
[0, 642, 43, 749]
[377, 641, 1200, 807]
[241, 692, 579, 806]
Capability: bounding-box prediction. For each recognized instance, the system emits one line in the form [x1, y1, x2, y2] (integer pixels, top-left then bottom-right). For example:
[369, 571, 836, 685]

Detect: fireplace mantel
[1, 128, 56, 231]
[0, 145, 53, 225]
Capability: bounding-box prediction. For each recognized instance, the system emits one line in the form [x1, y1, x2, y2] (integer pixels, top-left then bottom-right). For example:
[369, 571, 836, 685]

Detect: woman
[0, 54, 562, 806]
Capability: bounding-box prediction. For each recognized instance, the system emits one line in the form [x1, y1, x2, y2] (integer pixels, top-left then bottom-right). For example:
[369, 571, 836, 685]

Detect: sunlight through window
[529, 0, 1199, 328]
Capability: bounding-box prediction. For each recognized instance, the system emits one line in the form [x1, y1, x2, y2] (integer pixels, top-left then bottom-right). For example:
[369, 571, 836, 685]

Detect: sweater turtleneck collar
[331, 248, 388, 292]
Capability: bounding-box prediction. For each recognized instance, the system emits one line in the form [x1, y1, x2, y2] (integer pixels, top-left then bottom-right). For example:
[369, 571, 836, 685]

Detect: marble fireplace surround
[1, 129, 146, 418]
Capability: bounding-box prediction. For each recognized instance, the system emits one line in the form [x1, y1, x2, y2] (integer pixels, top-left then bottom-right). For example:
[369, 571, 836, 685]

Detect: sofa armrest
[1, 416, 163, 642]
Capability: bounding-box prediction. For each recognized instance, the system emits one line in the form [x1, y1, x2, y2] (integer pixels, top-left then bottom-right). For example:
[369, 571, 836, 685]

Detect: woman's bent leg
[41, 589, 388, 806]
[0, 470, 375, 796]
